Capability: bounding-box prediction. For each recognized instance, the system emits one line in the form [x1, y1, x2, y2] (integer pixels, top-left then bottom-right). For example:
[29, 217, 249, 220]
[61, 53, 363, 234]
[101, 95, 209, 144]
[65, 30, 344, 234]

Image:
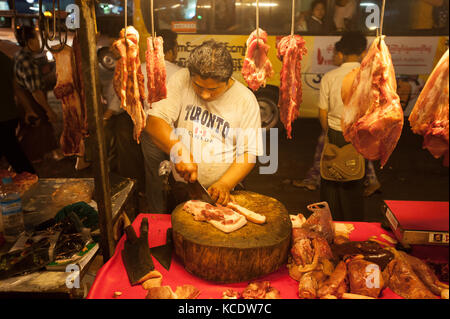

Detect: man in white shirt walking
[318, 31, 367, 221]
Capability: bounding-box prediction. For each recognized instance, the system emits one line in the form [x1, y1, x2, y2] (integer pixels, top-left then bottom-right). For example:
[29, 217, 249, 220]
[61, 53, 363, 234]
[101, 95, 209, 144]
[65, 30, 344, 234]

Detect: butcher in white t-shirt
[144, 39, 263, 206]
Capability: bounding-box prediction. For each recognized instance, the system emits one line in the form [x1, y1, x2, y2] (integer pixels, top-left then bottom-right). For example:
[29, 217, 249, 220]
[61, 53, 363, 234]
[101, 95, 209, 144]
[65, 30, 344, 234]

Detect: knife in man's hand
[186, 180, 216, 205]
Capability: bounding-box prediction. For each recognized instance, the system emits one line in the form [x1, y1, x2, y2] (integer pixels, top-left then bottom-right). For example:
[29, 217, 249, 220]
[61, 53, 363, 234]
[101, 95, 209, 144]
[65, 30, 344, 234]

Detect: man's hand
[208, 180, 232, 206]
[175, 161, 198, 183]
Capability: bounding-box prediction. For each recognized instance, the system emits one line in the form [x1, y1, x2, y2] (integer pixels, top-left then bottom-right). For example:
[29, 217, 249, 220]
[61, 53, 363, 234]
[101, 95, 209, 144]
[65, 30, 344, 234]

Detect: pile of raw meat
[341, 36, 404, 168]
[277, 35, 308, 139]
[409, 49, 449, 166]
[242, 28, 274, 91]
[287, 202, 449, 299]
[53, 36, 89, 156]
[112, 26, 148, 143]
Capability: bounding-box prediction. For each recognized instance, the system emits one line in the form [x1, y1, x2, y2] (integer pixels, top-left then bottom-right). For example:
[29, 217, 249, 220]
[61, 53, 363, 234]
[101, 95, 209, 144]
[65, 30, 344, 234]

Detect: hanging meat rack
[0, 0, 68, 53]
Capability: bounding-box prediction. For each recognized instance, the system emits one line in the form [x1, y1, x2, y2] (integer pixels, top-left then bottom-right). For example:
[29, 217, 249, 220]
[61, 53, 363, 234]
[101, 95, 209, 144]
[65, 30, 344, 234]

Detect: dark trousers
[0, 118, 35, 174]
[140, 131, 170, 213]
[320, 128, 364, 222]
[86, 112, 146, 193]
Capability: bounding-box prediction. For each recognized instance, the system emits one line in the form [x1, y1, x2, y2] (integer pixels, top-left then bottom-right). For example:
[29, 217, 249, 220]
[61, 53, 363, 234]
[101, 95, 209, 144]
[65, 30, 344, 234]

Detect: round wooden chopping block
[171, 191, 292, 283]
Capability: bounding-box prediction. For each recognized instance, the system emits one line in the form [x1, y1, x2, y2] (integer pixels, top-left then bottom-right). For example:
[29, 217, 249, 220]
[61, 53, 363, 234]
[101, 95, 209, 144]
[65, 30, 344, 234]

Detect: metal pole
[75, 0, 114, 262]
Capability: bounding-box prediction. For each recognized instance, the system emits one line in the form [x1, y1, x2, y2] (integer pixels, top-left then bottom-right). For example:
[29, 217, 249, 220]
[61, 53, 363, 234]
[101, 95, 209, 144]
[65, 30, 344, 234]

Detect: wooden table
[0, 176, 137, 298]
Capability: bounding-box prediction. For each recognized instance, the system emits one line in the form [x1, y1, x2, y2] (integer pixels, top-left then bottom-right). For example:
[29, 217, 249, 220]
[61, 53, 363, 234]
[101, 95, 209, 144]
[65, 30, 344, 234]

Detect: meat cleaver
[186, 180, 216, 205]
[121, 218, 155, 286]
[149, 228, 173, 271]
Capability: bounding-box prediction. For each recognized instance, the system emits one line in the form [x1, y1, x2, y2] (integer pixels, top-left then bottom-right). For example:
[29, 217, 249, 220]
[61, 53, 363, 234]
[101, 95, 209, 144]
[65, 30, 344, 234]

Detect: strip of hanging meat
[409, 49, 449, 166]
[112, 26, 147, 143]
[277, 35, 308, 139]
[341, 36, 404, 168]
[146, 36, 167, 104]
[72, 33, 88, 135]
[242, 28, 274, 92]
[53, 45, 88, 156]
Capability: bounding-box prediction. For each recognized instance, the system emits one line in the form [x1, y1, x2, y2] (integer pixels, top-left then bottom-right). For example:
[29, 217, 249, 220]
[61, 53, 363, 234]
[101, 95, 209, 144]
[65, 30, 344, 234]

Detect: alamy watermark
[365, 264, 381, 289]
[66, 264, 80, 289]
[169, 127, 279, 175]
[363, 3, 381, 30]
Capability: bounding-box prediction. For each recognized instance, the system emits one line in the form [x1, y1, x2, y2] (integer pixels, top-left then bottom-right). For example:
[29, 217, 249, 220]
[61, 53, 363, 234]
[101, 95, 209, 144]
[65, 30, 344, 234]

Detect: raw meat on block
[242, 28, 274, 91]
[183, 200, 247, 233]
[146, 36, 167, 104]
[341, 36, 404, 168]
[113, 26, 147, 143]
[53, 45, 88, 156]
[277, 35, 308, 139]
[409, 49, 449, 166]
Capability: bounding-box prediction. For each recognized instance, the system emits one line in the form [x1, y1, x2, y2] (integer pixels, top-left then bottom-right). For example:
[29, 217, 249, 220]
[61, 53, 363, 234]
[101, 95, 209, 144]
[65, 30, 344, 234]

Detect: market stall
[0, 175, 136, 298]
[1, 0, 448, 301]
[87, 202, 448, 299]
[0, 0, 135, 296]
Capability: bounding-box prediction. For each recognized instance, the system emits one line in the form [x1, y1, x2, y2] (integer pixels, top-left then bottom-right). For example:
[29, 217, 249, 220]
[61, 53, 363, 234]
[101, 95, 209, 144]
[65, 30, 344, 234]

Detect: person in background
[140, 29, 182, 213]
[0, 50, 35, 174]
[296, 0, 328, 33]
[292, 40, 381, 197]
[306, 0, 328, 33]
[13, 25, 64, 164]
[318, 31, 367, 221]
[333, 0, 356, 32]
[411, 0, 445, 30]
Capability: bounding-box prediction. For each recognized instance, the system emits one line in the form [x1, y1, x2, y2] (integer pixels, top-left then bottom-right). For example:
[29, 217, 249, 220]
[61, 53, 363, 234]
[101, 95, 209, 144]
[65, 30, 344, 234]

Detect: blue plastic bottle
[0, 177, 25, 242]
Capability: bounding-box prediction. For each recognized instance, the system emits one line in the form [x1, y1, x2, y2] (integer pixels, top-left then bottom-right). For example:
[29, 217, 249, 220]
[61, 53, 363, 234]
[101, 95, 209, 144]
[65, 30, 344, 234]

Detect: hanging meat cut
[409, 49, 449, 166]
[72, 34, 88, 135]
[341, 36, 404, 168]
[146, 36, 167, 104]
[242, 28, 274, 91]
[53, 45, 88, 156]
[277, 35, 308, 139]
[113, 26, 147, 142]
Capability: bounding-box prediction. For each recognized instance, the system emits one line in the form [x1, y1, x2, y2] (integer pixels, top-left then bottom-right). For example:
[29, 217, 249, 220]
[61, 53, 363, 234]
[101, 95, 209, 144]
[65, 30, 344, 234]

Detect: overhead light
[360, 2, 376, 6]
[236, 2, 279, 7]
[46, 51, 54, 61]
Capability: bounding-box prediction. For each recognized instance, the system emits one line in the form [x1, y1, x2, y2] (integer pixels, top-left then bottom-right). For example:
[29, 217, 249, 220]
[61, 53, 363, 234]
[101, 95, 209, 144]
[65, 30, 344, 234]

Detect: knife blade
[186, 180, 216, 205]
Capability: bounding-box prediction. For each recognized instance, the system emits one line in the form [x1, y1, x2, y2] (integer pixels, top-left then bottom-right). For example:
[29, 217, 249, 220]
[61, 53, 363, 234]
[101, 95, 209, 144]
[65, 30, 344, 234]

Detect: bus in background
[133, 0, 449, 129]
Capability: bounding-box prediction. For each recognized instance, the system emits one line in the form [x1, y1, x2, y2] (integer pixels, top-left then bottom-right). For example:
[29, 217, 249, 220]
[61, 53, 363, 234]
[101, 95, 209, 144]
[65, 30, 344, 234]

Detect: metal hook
[38, 0, 68, 53]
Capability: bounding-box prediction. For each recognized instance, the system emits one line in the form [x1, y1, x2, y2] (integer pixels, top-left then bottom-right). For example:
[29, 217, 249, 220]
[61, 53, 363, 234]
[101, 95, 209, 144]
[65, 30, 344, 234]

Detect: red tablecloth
[86, 214, 443, 299]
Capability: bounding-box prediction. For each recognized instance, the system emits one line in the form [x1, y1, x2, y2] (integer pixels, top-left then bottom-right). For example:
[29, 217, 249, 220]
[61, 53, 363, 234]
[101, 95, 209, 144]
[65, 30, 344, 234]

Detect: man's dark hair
[311, 0, 326, 12]
[15, 25, 37, 48]
[336, 31, 367, 56]
[156, 29, 178, 54]
[334, 40, 343, 53]
[187, 39, 233, 82]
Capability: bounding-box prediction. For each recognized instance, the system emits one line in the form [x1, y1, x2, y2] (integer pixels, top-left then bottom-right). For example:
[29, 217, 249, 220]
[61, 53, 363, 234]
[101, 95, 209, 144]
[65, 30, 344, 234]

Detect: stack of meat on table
[138, 199, 449, 299]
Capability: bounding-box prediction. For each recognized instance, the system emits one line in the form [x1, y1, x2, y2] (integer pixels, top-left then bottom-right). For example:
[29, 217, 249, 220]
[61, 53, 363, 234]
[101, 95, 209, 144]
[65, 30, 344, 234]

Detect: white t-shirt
[147, 68, 263, 188]
[318, 62, 360, 132]
[165, 60, 181, 82]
